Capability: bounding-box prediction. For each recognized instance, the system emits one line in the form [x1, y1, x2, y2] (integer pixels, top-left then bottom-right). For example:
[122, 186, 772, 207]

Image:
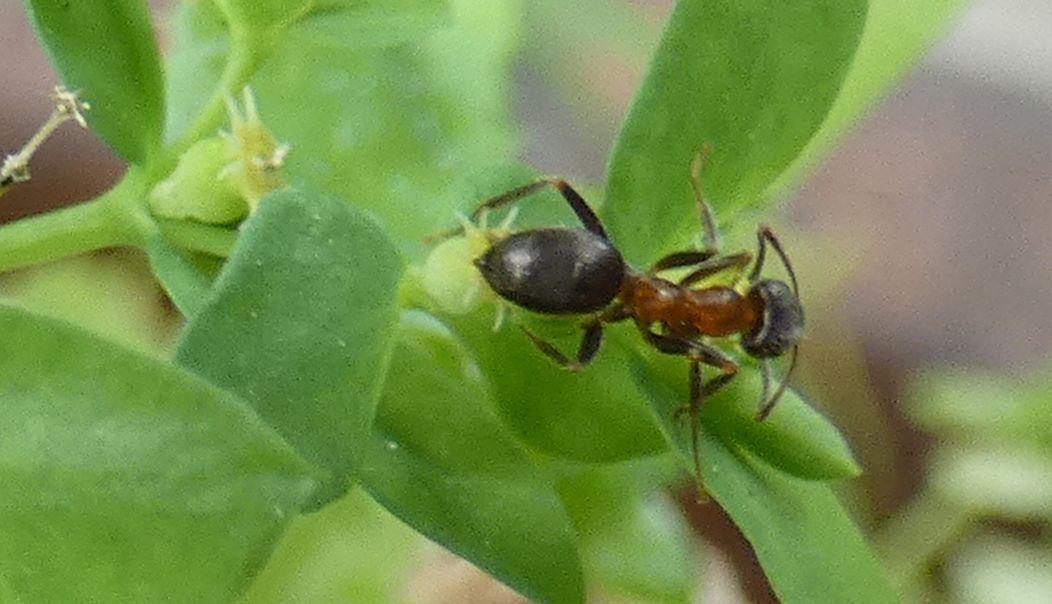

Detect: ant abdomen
[474, 227, 625, 314]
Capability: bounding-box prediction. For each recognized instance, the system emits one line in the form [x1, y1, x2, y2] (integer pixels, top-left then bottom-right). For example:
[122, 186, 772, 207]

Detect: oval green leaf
[700, 372, 860, 479]
[603, 0, 867, 262]
[630, 350, 860, 482]
[255, 0, 518, 250]
[553, 460, 697, 604]
[290, 0, 451, 49]
[443, 311, 665, 462]
[0, 304, 315, 602]
[908, 368, 1052, 453]
[243, 488, 423, 603]
[704, 436, 896, 604]
[215, 0, 312, 35]
[631, 350, 895, 603]
[176, 189, 403, 508]
[25, 0, 164, 163]
[361, 311, 585, 604]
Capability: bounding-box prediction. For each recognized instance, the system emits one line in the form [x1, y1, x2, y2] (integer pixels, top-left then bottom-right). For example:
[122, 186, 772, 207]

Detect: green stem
[0, 178, 148, 274]
[156, 219, 238, 258]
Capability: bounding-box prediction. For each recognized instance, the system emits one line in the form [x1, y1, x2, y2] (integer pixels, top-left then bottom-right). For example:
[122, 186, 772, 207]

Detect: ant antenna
[749, 227, 799, 293]
[755, 345, 798, 421]
[750, 227, 802, 421]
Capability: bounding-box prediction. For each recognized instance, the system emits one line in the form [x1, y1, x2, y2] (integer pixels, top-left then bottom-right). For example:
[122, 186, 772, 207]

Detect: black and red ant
[435, 151, 804, 485]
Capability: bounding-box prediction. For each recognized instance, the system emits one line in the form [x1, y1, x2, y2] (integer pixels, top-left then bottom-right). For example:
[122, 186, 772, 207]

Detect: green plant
[878, 366, 1052, 603]
[1, 0, 965, 602]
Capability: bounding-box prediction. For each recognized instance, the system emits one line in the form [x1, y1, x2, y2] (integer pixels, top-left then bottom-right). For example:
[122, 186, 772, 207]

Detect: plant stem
[156, 219, 238, 258]
[1, 87, 90, 196]
[0, 196, 135, 273]
[0, 168, 156, 273]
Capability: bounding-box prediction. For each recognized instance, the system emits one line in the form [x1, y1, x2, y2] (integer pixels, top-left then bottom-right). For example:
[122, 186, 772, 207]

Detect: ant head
[741, 279, 805, 359]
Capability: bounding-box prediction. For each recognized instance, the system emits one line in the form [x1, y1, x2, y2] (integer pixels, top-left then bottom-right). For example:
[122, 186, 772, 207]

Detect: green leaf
[633, 354, 895, 603]
[553, 460, 697, 604]
[243, 488, 422, 604]
[291, 0, 451, 49]
[704, 437, 896, 604]
[773, 0, 969, 192]
[603, 0, 867, 262]
[360, 311, 585, 604]
[176, 189, 403, 508]
[908, 369, 1052, 453]
[215, 0, 312, 38]
[165, 0, 515, 252]
[582, 494, 694, 603]
[631, 350, 860, 480]
[0, 252, 174, 353]
[700, 376, 859, 479]
[145, 235, 213, 318]
[0, 304, 315, 602]
[25, 0, 164, 163]
[946, 534, 1052, 604]
[257, 0, 518, 250]
[929, 447, 1052, 520]
[163, 2, 230, 145]
[443, 313, 666, 462]
[873, 489, 972, 593]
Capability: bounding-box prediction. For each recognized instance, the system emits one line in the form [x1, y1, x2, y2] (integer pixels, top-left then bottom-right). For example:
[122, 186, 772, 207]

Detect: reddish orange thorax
[619, 275, 759, 337]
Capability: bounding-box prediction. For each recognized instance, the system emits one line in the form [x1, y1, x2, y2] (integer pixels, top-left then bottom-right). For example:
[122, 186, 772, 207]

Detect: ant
[434, 150, 804, 487]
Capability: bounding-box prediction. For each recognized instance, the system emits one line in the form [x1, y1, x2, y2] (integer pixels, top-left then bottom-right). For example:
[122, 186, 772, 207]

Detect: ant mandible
[437, 149, 805, 486]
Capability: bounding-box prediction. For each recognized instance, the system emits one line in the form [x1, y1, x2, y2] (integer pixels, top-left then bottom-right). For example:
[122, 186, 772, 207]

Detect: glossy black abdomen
[475, 227, 625, 314]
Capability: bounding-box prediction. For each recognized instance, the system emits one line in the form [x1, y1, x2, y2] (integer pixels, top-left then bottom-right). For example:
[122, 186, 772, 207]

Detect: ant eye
[743, 280, 805, 358]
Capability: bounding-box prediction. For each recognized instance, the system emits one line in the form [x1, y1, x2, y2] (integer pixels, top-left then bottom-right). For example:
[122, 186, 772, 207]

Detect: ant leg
[427, 178, 606, 243]
[519, 320, 604, 372]
[645, 147, 724, 275]
[670, 355, 740, 422]
[678, 251, 753, 287]
[677, 360, 741, 493]
[638, 326, 740, 378]
[683, 360, 705, 495]
[648, 250, 718, 274]
[748, 226, 799, 293]
[647, 328, 737, 495]
[691, 146, 723, 252]
[477, 178, 608, 239]
[597, 303, 632, 324]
